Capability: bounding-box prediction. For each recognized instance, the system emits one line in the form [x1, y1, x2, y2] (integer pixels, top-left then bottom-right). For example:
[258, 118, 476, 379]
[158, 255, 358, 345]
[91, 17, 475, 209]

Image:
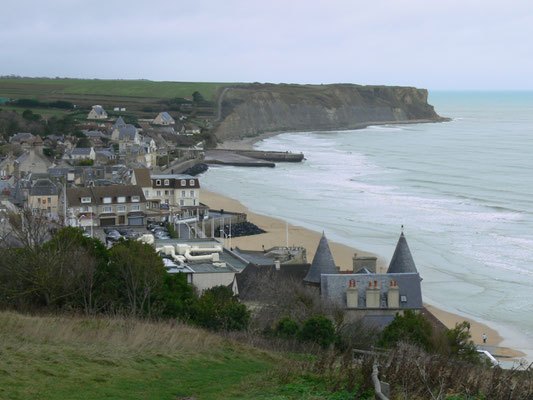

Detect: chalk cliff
[214, 83, 444, 142]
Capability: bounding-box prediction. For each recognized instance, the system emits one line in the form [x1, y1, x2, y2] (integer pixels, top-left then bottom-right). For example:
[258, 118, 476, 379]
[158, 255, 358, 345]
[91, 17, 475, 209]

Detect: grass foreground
[0, 311, 362, 400]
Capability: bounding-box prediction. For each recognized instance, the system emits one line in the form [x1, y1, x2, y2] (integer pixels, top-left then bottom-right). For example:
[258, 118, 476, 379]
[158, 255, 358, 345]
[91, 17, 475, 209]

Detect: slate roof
[29, 179, 58, 196]
[10, 132, 33, 143]
[113, 116, 126, 129]
[0, 180, 13, 195]
[303, 233, 338, 284]
[320, 272, 423, 310]
[117, 125, 138, 140]
[157, 112, 175, 124]
[91, 105, 106, 117]
[67, 185, 145, 207]
[71, 147, 92, 155]
[133, 168, 151, 187]
[386, 232, 418, 273]
[83, 130, 107, 138]
[235, 263, 311, 301]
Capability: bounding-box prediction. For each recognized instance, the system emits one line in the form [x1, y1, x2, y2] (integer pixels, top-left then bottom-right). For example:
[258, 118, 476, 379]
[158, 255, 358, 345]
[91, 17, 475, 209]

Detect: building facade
[67, 185, 147, 227]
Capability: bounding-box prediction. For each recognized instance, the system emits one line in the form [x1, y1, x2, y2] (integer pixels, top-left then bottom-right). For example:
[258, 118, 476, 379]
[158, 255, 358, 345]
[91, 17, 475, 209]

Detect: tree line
[0, 212, 249, 332]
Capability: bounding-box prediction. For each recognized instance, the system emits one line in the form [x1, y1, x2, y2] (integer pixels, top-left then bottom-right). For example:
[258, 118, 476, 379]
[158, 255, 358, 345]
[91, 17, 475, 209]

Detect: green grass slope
[0, 78, 231, 101]
[0, 312, 362, 400]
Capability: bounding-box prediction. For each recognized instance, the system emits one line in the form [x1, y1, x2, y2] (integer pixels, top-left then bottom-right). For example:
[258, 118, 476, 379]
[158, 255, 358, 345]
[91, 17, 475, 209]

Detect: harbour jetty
[205, 149, 304, 168]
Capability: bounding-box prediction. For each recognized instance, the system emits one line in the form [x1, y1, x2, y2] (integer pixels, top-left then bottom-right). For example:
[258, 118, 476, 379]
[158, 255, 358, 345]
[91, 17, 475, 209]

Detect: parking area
[82, 222, 171, 247]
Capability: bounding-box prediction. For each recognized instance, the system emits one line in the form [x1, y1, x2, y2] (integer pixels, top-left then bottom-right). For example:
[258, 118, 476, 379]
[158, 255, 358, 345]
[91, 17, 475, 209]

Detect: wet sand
[201, 188, 525, 359]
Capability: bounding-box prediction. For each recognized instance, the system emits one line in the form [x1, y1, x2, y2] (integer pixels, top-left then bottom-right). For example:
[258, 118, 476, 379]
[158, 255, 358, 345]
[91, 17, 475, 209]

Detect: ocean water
[201, 91, 533, 357]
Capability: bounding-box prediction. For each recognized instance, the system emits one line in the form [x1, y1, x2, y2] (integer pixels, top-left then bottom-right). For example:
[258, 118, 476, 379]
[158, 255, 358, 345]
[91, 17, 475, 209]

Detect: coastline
[201, 188, 525, 359]
[216, 118, 450, 150]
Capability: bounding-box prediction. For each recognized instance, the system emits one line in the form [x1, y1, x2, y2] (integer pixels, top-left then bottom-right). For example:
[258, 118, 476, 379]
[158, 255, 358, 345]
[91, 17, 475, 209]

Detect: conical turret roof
[386, 232, 418, 273]
[304, 233, 338, 284]
[114, 116, 126, 129]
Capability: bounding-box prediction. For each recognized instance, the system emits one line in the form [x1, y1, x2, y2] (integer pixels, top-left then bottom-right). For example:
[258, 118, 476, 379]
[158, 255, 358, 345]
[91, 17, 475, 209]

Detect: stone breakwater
[214, 83, 445, 142]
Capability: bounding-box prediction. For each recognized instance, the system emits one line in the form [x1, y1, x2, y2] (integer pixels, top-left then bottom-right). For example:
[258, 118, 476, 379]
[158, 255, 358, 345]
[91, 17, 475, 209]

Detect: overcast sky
[1, 0, 532, 90]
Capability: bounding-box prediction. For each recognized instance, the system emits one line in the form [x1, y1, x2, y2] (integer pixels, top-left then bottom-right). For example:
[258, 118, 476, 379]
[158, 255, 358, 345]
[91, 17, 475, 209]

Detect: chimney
[346, 279, 358, 308]
[366, 280, 381, 308]
[274, 259, 281, 270]
[388, 280, 400, 309]
[352, 252, 377, 273]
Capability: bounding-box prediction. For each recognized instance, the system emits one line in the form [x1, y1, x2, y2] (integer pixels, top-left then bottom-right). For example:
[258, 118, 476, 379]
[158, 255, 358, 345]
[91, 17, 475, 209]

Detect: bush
[378, 310, 434, 352]
[298, 316, 335, 348]
[193, 286, 250, 331]
[77, 159, 94, 166]
[274, 317, 299, 339]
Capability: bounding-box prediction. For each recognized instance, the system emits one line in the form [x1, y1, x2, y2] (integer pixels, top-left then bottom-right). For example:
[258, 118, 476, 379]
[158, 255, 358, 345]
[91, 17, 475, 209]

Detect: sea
[201, 91, 533, 358]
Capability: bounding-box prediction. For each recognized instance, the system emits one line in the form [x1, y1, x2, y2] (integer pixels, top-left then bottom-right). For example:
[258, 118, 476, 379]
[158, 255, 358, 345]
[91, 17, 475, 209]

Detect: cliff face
[214, 84, 443, 142]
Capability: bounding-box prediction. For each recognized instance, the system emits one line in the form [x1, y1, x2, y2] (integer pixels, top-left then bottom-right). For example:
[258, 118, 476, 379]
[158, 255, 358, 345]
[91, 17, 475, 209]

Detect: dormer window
[180, 179, 186, 186]
[103, 197, 112, 204]
[117, 196, 126, 203]
[156, 179, 161, 186]
[400, 295, 407, 303]
[189, 179, 195, 186]
[131, 196, 140, 202]
[81, 197, 91, 203]
[164, 179, 169, 186]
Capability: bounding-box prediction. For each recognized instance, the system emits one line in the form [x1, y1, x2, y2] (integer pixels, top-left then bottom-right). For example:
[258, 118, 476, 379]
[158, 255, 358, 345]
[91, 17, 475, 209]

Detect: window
[190, 190, 194, 197]
[156, 190, 161, 196]
[400, 295, 407, 303]
[164, 179, 169, 186]
[165, 190, 169, 196]
[193, 199, 197, 206]
[144, 190, 149, 197]
[131, 205, 140, 211]
[131, 196, 140, 202]
[117, 206, 126, 212]
[103, 197, 112, 204]
[181, 190, 185, 197]
[80, 206, 88, 212]
[189, 179, 195, 186]
[180, 179, 186, 186]
[179, 199, 184, 206]
[117, 196, 126, 203]
[156, 179, 161, 186]
[103, 206, 112, 213]
[47, 197, 51, 203]
[37, 198, 41, 204]
[81, 197, 91, 204]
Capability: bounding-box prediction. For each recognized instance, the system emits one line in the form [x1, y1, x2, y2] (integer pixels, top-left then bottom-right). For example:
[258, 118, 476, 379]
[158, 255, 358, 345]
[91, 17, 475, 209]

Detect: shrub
[274, 317, 299, 339]
[298, 316, 335, 348]
[378, 310, 433, 352]
[193, 286, 250, 331]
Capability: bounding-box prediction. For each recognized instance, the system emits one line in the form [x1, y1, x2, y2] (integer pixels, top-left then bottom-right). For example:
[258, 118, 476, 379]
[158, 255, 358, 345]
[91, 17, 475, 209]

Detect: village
[0, 104, 426, 330]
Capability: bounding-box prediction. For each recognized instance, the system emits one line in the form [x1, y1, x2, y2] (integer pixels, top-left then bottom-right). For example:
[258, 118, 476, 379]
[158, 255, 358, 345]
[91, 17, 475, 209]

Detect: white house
[87, 105, 108, 120]
[154, 112, 175, 125]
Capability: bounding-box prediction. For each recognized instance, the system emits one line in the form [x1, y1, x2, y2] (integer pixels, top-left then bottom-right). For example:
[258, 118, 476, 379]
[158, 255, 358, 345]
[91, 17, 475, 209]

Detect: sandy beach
[201, 188, 525, 359]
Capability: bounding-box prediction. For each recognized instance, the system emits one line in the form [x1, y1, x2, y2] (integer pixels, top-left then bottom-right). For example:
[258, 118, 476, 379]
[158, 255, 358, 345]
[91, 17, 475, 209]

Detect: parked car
[118, 228, 134, 235]
[124, 231, 140, 240]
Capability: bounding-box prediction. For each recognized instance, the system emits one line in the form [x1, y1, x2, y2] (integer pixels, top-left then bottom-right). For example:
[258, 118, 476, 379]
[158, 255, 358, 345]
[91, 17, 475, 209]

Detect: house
[0, 153, 15, 179]
[67, 185, 147, 227]
[131, 169, 207, 221]
[28, 178, 60, 219]
[87, 105, 108, 120]
[14, 148, 52, 179]
[154, 238, 249, 292]
[319, 232, 423, 327]
[154, 112, 175, 126]
[111, 125, 141, 150]
[184, 124, 201, 135]
[68, 147, 96, 161]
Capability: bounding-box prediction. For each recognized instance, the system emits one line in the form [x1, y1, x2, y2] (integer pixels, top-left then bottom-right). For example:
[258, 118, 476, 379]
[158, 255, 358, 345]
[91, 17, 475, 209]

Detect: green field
[0, 78, 232, 101]
[0, 311, 363, 400]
